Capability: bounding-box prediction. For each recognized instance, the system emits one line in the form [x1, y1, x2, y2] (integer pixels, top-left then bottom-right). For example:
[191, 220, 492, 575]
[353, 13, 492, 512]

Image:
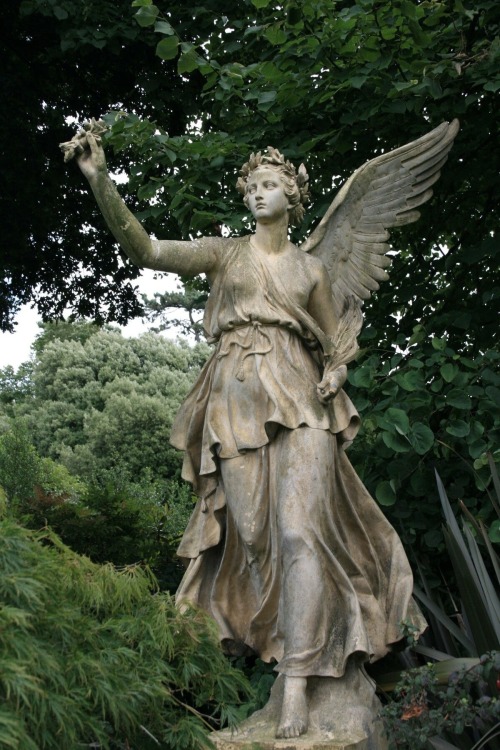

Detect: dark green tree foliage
[100, 0, 499, 356]
[345, 339, 500, 570]
[144, 282, 209, 341]
[1, 0, 211, 331]
[0, 419, 193, 590]
[0, 517, 251, 749]
[0, 421, 40, 507]
[0, 323, 210, 586]
[3, 0, 498, 342]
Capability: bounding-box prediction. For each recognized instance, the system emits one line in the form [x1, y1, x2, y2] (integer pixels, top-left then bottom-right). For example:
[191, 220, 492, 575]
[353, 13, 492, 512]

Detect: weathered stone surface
[211, 667, 389, 750]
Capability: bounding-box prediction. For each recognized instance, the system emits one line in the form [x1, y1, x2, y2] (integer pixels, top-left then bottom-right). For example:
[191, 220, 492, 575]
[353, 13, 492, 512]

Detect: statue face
[246, 168, 291, 223]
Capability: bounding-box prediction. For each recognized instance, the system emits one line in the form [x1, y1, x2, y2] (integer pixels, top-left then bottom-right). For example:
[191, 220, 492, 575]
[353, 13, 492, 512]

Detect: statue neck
[252, 215, 290, 255]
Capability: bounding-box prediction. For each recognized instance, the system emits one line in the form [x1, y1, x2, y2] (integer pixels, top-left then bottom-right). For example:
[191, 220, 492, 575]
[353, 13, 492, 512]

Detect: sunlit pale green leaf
[156, 36, 179, 60]
[134, 4, 159, 26]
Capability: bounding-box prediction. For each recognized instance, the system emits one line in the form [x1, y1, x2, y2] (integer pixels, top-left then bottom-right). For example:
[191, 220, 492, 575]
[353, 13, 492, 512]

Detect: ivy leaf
[409, 423, 434, 455]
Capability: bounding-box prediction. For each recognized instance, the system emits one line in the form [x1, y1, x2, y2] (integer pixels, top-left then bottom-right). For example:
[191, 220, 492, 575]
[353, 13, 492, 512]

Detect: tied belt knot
[215, 321, 273, 381]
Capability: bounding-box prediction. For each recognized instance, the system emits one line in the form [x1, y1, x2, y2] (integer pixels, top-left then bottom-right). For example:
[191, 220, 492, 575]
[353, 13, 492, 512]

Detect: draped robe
[173, 236, 425, 676]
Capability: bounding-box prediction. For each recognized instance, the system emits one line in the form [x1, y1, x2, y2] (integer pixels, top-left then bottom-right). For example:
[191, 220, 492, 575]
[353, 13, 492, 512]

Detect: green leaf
[131, 0, 152, 5]
[483, 80, 500, 92]
[53, 6, 69, 20]
[178, 50, 200, 75]
[350, 367, 373, 388]
[265, 26, 287, 45]
[489, 520, 500, 543]
[469, 440, 487, 459]
[382, 431, 410, 453]
[376, 481, 396, 506]
[134, 4, 159, 27]
[401, 0, 418, 20]
[446, 420, 470, 438]
[393, 370, 423, 392]
[350, 76, 367, 89]
[258, 90, 277, 104]
[156, 36, 179, 60]
[446, 389, 472, 410]
[385, 407, 410, 435]
[424, 528, 443, 548]
[251, 0, 272, 6]
[155, 20, 175, 35]
[409, 423, 434, 455]
[440, 363, 458, 383]
[413, 585, 475, 653]
[486, 385, 500, 405]
[432, 337, 447, 351]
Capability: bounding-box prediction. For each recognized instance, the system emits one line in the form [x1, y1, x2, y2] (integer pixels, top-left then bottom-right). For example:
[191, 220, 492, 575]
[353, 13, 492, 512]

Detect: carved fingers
[316, 365, 347, 404]
[60, 119, 108, 178]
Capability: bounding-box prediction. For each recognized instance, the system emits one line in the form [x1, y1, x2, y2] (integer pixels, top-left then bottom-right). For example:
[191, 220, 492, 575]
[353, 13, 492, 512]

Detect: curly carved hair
[236, 147, 310, 225]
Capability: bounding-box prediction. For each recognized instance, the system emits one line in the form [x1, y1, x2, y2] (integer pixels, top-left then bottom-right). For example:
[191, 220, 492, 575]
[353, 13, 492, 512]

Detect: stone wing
[300, 120, 460, 319]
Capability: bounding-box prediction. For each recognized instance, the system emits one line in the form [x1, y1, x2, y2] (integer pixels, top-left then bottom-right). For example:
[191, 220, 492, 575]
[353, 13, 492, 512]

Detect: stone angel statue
[62, 119, 459, 746]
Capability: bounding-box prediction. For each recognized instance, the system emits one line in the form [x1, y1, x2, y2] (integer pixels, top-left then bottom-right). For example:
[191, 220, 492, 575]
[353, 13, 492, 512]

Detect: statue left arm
[307, 262, 347, 404]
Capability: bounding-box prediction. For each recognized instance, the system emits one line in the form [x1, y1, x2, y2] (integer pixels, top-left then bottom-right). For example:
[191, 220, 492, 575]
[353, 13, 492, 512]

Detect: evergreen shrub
[0, 518, 250, 749]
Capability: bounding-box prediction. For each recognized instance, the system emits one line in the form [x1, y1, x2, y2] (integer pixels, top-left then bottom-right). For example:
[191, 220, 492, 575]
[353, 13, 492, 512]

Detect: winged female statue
[62, 119, 458, 744]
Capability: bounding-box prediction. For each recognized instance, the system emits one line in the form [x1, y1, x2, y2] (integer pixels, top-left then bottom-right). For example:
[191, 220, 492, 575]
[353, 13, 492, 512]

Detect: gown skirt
[173, 324, 425, 676]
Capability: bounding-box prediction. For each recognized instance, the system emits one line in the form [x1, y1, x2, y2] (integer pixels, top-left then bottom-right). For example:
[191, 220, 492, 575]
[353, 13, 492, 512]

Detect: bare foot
[276, 676, 308, 739]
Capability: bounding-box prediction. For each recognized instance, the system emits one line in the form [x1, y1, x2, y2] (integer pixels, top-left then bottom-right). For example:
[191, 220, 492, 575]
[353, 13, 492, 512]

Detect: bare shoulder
[290, 245, 328, 284]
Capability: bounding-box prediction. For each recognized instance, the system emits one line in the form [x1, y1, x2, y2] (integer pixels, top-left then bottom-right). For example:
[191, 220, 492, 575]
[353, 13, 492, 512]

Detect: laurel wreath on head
[236, 147, 310, 223]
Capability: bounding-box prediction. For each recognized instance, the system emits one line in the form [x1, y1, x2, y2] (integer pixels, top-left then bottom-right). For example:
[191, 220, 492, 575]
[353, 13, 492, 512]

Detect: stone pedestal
[211, 663, 389, 750]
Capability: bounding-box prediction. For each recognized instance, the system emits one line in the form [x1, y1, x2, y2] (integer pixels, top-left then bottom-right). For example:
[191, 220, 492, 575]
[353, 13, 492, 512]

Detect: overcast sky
[0, 270, 182, 370]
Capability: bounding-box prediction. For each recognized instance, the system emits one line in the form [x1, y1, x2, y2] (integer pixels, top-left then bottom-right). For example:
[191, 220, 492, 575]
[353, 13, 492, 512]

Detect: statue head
[236, 147, 310, 225]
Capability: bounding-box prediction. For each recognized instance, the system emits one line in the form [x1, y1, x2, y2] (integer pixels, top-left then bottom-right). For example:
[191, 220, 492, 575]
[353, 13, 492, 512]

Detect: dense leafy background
[1, 5, 499, 744]
[2, 0, 499, 569]
[2, 0, 498, 337]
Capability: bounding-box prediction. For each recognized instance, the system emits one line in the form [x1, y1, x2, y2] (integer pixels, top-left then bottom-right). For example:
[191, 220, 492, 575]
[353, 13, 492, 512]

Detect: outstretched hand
[59, 120, 108, 181]
[316, 364, 347, 404]
[75, 132, 108, 181]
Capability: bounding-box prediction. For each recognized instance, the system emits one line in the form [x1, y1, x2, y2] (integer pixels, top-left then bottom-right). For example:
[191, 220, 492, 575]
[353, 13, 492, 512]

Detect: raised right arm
[75, 132, 218, 277]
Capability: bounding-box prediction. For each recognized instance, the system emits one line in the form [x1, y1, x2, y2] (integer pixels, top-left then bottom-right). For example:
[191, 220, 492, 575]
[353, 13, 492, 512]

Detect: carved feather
[300, 120, 459, 320]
